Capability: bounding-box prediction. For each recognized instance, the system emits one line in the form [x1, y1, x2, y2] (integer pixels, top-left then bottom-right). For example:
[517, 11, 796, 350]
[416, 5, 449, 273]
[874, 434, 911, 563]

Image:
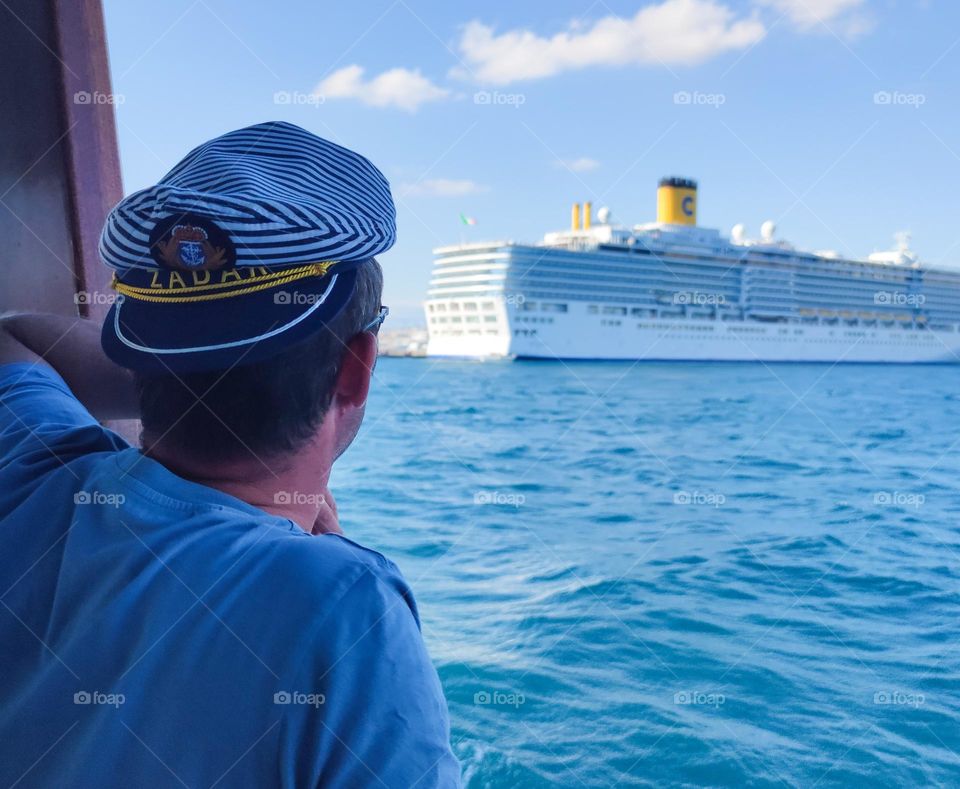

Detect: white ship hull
[426, 301, 960, 363]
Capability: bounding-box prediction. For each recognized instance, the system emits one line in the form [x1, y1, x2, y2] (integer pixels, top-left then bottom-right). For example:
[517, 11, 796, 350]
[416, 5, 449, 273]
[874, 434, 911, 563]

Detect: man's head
[135, 258, 383, 471]
[100, 122, 396, 377]
[97, 123, 396, 532]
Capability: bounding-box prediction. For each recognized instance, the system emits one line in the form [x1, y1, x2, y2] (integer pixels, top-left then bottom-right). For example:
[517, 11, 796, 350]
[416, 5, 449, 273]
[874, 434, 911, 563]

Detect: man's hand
[311, 486, 343, 535]
[0, 313, 138, 421]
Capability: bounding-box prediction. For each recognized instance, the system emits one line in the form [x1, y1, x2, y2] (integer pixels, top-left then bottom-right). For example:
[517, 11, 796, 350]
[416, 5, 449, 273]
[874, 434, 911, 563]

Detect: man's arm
[299, 566, 461, 788]
[0, 313, 138, 421]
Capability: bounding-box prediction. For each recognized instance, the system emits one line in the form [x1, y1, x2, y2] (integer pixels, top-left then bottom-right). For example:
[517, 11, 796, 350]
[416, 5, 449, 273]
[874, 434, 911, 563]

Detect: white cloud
[400, 178, 487, 197]
[757, 0, 865, 29]
[315, 65, 449, 112]
[555, 157, 600, 173]
[456, 0, 766, 85]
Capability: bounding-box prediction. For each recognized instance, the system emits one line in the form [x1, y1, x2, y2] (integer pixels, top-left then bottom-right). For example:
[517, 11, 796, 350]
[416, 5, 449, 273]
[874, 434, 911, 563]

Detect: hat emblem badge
[158, 224, 227, 271]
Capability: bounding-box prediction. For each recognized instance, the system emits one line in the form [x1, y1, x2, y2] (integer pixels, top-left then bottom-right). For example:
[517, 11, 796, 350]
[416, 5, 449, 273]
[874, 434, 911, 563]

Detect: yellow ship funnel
[583, 201, 592, 229]
[571, 202, 581, 231]
[657, 177, 698, 226]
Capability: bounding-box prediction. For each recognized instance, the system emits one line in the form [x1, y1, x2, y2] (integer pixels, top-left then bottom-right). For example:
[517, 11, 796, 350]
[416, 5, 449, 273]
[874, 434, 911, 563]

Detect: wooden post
[52, 0, 124, 323]
[0, 0, 133, 439]
[0, 0, 122, 319]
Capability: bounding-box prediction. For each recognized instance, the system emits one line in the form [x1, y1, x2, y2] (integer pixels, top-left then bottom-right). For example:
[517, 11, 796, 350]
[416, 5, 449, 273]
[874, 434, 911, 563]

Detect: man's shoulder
[269, 532, 415, 620]
[267, 527, 400, 575]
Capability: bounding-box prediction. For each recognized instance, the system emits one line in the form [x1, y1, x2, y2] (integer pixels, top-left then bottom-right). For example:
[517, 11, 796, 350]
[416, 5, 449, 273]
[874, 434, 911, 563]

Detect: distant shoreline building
[379, 327, 428, 357]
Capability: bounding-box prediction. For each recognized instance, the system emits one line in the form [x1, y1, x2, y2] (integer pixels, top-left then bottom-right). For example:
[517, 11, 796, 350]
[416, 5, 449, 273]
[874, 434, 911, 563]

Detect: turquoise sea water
[335, 359, 960, 787]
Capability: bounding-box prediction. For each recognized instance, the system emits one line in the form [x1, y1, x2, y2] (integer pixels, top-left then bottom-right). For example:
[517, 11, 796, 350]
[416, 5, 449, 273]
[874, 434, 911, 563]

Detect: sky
[102, 0, 958, 326]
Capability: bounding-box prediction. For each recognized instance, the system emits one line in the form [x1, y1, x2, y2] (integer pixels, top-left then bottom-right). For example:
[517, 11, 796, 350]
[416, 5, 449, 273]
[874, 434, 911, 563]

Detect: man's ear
[333, 332, 377, 409]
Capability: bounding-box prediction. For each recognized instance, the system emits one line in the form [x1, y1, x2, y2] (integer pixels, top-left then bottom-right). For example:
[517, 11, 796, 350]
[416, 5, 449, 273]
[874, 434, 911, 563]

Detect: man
[0, 122, 460, 787]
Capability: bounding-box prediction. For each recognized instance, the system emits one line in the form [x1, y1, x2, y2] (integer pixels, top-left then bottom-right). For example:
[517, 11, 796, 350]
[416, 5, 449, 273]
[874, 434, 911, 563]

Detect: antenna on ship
[895, 230, 912, 253]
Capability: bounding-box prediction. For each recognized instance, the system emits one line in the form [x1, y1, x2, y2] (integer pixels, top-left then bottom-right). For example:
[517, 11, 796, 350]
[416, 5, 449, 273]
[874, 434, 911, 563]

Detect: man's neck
[143, 436, 336, 535]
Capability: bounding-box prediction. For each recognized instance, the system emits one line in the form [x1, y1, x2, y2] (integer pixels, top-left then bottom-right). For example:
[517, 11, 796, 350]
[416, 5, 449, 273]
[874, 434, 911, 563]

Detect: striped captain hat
[99, 121, 395, 374]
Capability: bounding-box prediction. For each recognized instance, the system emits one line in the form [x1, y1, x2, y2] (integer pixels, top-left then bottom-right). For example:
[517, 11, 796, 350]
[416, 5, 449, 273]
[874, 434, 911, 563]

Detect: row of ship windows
[438, 301, 648, 315]
[518, 302, 568, 313]
[427, 291, 960, 318]
[637, 323, 716, 331]
[624, 328, 938, 343]
[431, 329, 502, 336]
[574, 304, 945, 327]
[502, 254, 927, 286]
[589, 305, 646, 316]
[617, 324, 813, 333]
[699, 335, 941, 344]
[429, 314, 558, 325]
[502, 272, 928, 295]
[586, 321, 938, 341]
[512, 277, 960, 304]
[515, 286, 953, 308]
[428, 301, 497, 313]
[429, 315, 499, 324]
[599, 318, 752, 328]
[515, 316, 555, 324]
[427, 325, 942, 344]
[428, 300, 571, 314]
[428, 298, 957, 328]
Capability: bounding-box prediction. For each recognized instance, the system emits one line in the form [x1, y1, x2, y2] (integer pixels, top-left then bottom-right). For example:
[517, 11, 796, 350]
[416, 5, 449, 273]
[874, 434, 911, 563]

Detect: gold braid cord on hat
[111, 261, 338, 304]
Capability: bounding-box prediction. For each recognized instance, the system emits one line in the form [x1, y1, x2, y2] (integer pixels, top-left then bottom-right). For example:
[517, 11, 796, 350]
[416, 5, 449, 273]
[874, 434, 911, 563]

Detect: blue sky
[103, 0, 957, 326]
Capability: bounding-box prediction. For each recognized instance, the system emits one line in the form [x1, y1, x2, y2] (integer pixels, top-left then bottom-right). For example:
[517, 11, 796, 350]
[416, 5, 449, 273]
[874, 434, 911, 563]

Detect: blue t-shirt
[0, 363, 460, 788]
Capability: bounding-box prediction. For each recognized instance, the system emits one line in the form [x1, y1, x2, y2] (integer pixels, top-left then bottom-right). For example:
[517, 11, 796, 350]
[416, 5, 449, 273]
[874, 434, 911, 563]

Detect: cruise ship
[424, 178, 960, 363]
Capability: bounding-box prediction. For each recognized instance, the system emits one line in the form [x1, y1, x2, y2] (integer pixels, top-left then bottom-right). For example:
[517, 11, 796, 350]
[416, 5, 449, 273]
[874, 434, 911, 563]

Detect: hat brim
[101, 267, 358, 374]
